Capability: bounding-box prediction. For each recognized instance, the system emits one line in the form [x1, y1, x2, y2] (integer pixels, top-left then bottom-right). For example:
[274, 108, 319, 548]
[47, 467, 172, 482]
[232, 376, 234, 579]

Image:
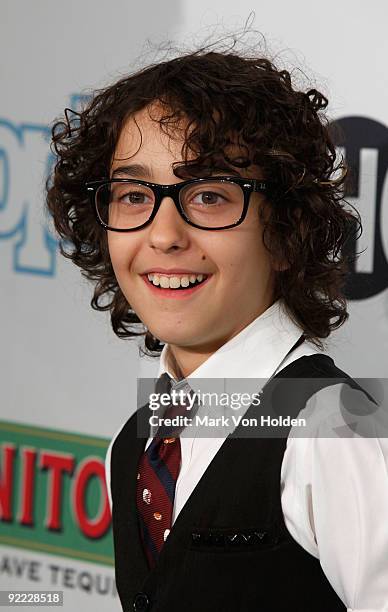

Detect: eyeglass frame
[85, 175, 272, 232]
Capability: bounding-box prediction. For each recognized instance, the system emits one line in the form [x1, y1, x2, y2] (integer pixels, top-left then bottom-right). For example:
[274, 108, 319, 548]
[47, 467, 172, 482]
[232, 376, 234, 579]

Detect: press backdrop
[1, 1, 387, 610]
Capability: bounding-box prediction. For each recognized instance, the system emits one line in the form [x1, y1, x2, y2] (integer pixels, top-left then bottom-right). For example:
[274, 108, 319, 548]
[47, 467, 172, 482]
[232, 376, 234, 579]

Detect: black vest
[110, 354, 370, 612]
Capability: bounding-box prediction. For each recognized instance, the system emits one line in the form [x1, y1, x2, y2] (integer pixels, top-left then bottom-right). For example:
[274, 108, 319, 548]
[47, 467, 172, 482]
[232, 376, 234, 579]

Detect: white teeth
[169, 277, 181, 289]
[147, 273, 208, 289]
[160, 276, 170, 289]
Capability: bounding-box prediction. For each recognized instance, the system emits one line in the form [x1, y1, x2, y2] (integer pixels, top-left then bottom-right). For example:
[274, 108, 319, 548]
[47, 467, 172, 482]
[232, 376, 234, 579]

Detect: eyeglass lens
[95, 180, 245, 229]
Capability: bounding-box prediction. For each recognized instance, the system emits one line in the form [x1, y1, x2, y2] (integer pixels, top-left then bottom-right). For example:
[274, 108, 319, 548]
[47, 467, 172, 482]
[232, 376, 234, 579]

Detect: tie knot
[154, 372, 173, 396]
[152, 372, 198, 439]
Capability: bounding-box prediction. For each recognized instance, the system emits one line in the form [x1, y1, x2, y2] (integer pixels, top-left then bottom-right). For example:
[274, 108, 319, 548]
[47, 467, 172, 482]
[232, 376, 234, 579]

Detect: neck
[166, 346, 185, 381]
[166, 344, 217, 380]
[166, 303, 276, 378]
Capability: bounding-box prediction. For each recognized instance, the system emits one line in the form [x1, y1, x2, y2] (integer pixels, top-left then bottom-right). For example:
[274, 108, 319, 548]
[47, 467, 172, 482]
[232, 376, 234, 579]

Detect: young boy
[46, 48, 388, 611]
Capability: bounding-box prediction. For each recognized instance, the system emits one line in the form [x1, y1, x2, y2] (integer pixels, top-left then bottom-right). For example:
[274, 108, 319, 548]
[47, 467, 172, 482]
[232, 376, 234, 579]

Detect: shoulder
[105, 402, 150, 508]
[277, 347, 382, 436]
[110, 401, 150, 457]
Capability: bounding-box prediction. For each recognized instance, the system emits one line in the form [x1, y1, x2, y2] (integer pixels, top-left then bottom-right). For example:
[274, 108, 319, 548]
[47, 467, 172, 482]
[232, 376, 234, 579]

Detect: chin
[148, 326, 198, 348]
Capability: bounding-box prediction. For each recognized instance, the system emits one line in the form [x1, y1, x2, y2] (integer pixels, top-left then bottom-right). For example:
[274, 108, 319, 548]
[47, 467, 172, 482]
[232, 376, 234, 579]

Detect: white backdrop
[1, 2, 387, 610]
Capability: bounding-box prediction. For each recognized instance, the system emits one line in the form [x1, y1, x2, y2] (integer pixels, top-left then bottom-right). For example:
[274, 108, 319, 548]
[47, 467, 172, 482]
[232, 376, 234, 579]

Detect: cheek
[107, 234, 137, 279]
[223, 232, 273, 290]
[220, 229, 266, 270]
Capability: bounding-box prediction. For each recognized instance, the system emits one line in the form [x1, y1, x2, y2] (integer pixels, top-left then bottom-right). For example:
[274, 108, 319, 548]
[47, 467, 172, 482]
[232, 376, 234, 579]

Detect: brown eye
[199, 192, 219, 204]
[190, 191, 225, 206]
[111, 183, 154, 206]
[125, 191, 149, 204]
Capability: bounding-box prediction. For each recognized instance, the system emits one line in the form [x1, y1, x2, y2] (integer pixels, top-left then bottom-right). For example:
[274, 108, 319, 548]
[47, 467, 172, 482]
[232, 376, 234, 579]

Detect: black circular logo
[330, 116, 388, 299]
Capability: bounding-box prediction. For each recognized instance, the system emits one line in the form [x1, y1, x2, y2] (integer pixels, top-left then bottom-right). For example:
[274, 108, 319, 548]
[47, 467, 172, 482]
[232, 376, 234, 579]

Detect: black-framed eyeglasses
[85, 176, 272, 232]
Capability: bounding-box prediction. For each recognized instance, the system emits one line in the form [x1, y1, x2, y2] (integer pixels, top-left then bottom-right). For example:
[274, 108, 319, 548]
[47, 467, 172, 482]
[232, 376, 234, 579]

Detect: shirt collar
[157, 299, 304, 382]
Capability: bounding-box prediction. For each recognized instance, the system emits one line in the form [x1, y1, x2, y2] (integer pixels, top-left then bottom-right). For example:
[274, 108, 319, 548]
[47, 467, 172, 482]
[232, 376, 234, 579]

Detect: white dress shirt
[106, 299, 388, 611]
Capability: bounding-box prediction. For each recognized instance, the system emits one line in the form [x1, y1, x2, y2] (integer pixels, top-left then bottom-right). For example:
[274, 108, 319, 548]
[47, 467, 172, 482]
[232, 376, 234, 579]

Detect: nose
[147, 195, 189, 252]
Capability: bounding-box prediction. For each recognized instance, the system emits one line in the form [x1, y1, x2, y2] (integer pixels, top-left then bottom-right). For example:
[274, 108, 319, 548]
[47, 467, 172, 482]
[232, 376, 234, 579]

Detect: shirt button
[133, 592, 150, 611]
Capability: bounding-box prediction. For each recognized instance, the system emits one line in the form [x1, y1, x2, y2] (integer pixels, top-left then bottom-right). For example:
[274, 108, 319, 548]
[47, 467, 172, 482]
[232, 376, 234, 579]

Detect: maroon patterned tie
[136, 373, 184, 569]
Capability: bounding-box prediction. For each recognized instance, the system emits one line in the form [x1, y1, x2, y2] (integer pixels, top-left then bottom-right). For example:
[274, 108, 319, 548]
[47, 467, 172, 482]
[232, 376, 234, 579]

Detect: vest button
[133, 592, 150, 611]
[191, 532, 201, 544]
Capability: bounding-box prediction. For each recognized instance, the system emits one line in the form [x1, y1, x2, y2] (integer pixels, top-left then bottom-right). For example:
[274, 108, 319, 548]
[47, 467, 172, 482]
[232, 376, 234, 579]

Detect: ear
[273, 259, 290, 272]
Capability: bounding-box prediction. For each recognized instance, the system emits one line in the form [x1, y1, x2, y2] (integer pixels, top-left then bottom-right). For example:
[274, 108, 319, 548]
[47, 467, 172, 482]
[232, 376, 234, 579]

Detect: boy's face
[107, 106, 275, 355]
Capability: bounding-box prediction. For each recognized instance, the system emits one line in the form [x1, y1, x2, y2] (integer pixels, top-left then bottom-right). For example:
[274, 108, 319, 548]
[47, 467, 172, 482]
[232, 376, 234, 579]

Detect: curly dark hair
[46, 44, 360, 356]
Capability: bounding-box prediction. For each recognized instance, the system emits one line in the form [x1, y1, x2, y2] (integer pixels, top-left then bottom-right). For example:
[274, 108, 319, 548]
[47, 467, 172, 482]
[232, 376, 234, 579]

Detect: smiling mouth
[146, 272, 209, 290]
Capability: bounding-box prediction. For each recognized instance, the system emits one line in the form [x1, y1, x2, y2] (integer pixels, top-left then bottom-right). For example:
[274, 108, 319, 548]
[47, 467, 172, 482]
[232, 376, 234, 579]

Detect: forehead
[110, 103, 262, 180]
[111, 106, 187, 171]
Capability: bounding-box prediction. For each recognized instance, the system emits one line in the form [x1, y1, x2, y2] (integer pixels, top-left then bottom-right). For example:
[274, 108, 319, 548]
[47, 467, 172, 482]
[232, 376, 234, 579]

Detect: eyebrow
[111, 164, 153, 179]
[110, 162, 244, 180]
